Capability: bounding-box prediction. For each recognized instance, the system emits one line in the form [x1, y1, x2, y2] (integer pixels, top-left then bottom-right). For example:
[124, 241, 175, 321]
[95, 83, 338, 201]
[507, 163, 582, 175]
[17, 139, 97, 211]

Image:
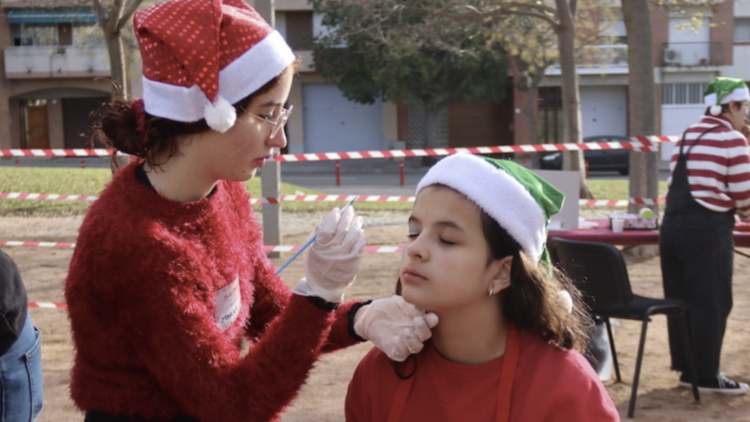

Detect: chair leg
[628, 317, 650, 419]
[677, 311, 700, 403]
[604, 317, 622, 383]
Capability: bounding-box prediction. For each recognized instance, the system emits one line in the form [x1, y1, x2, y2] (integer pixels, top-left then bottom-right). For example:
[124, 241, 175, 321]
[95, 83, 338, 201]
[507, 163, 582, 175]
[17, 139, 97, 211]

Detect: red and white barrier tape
[2, 136, 680, 160]
[274, 140, 665, 162]
[264, 245, 404, 253]
[2, 192, 664, 206]
[0, 192, 98, 201]
[580, 197, 666, 206]
[0, 241, 403, 253]
[250, 194, 415, 204]
[0, 241, 76, 248]
[28, 302, 67, 309]
[1, 149, 112, 157]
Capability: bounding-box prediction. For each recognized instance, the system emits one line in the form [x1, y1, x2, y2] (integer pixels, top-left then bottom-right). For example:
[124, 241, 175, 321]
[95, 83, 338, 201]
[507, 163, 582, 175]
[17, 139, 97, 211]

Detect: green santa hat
[416, 153, 564, 264]
[704, 77, 750, 116]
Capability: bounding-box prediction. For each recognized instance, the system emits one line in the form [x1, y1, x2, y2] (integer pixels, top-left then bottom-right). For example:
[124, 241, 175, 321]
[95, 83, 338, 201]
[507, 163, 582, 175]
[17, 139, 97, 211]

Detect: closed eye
[440, 238, 455, 245]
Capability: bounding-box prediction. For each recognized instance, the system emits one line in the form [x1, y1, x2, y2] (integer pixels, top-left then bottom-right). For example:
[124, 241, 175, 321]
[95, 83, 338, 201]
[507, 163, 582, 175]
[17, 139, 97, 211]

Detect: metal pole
[399, 160, 405, 186]
[261, 159, 282, 258]
[336, 160, 341, 186]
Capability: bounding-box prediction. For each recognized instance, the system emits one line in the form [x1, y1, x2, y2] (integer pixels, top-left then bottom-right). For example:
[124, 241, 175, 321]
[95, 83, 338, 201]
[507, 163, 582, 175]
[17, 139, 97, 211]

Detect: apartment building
[538, 0, 747, 152]
[0, 1, 114, 150]
[270, 1, 750, 155]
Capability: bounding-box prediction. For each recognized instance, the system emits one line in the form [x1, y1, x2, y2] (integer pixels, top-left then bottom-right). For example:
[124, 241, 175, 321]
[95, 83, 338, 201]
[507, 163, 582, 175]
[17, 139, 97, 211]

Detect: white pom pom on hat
[204, 96, 237, 133]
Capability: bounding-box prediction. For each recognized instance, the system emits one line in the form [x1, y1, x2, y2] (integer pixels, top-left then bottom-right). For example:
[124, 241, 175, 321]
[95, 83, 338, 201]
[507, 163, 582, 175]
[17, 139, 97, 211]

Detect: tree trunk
[622, 0, 659, 217]
[555, 0, 593, 198]
[94, 0, 143, 99]
[106, 31, 127, 97]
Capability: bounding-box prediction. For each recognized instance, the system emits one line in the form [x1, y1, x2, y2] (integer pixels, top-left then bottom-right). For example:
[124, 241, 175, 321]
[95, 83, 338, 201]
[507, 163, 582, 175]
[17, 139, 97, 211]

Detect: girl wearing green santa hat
[345, 153, 619, 421]
[660, 76, 750, 395]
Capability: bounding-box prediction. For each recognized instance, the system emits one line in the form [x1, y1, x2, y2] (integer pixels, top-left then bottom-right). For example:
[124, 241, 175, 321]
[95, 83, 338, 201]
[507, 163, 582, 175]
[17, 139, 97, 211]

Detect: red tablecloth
[548, 219, 750, 248]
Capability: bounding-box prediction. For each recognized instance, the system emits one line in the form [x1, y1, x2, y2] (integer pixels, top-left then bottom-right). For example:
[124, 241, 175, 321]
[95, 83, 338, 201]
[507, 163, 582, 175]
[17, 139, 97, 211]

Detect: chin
[233, 168, 258, 181]
[401, 285, 427, 310]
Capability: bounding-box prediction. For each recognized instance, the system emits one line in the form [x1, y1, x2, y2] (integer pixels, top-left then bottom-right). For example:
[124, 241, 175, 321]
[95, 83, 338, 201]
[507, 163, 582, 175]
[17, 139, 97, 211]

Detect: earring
[488, 287, 494, 296]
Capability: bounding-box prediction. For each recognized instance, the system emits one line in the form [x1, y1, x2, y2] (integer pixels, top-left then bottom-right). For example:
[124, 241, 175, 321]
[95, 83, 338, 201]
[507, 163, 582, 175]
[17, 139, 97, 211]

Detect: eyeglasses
[246, 105, 293, 139]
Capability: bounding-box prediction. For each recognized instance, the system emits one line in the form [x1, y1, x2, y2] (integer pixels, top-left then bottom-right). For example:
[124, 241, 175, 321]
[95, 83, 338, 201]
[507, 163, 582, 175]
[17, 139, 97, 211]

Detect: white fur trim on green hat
[416, 153, 564, 263]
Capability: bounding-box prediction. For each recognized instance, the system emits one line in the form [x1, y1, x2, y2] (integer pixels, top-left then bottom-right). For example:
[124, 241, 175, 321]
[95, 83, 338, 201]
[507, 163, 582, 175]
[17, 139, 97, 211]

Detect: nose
[406, 234, 428, 261]
[267, 126, 287, 150]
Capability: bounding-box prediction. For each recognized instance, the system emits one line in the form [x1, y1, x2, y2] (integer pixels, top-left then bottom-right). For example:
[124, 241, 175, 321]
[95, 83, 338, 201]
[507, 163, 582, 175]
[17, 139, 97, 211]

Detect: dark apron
[659, 125, 735, 378]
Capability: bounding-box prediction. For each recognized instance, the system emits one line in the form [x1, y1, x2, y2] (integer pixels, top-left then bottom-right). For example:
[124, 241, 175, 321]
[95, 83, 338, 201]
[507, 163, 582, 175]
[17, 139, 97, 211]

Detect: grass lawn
[0, 167, 667, 216]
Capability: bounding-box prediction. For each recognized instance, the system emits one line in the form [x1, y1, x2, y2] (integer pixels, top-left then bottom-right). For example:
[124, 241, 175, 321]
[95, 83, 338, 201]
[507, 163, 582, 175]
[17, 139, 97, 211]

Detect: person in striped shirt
[660, 77, 750, 395]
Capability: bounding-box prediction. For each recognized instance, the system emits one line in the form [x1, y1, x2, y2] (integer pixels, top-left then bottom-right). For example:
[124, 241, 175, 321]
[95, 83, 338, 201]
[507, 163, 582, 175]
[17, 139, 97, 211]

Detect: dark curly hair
[393, 184, 592, 376]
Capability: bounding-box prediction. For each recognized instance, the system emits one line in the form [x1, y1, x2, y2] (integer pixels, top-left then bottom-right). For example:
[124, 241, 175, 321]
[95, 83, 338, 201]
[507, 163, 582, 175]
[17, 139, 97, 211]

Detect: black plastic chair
[547, 237, 699, 418]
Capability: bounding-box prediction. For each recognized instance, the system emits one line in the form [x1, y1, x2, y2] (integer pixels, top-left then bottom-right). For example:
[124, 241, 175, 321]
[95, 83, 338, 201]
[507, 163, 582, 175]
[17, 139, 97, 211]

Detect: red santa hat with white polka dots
[134, 0, 295, 133]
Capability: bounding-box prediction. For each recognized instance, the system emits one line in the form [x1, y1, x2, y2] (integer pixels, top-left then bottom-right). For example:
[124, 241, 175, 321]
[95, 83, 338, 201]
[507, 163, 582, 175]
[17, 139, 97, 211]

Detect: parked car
[539, 135, 630, 175]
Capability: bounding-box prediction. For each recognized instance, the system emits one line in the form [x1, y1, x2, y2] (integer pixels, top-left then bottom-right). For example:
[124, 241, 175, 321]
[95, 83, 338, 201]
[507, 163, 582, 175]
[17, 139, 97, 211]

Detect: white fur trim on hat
[142, 30, 294, 124]
[416, 153, 547, 262]
[704, 87, 750, 108]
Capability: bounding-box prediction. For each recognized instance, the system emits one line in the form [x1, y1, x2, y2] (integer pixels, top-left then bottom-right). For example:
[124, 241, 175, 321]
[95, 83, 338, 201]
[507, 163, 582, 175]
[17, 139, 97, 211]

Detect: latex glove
[294, 206, 365, 303]
[354, 295, 439, 361]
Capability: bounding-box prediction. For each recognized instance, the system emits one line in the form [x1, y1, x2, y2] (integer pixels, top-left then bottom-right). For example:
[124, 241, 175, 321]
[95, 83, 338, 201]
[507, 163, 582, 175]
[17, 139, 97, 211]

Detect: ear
[488, 255, 513, 295]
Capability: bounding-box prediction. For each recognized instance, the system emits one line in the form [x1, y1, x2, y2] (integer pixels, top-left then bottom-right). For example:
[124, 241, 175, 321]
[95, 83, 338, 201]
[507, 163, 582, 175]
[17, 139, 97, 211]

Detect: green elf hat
[704, 77, 750, 116]
[416, 153, 565, 264]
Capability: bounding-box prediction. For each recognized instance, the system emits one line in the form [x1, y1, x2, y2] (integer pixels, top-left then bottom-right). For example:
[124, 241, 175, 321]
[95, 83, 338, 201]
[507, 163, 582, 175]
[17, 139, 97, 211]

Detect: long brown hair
[395, 184, 591, 353]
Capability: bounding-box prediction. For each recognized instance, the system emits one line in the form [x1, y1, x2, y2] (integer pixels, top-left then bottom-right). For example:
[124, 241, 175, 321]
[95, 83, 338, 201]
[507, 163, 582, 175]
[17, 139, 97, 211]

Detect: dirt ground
[2, 213, 750, 421]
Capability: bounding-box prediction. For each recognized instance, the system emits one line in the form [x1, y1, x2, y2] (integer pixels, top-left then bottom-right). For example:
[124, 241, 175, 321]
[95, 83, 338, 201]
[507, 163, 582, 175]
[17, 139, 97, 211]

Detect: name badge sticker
[214, 276, 241, 332]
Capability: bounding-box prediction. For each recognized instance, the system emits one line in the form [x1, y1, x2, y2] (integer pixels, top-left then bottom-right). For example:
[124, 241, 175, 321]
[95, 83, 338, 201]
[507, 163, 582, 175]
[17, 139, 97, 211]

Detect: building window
[662, 83, 707, 105]
[285, 11, 313, 50]
[11, 24, 58, 46]
[538, 87, 563, 144]
[736, 17, 750, 42]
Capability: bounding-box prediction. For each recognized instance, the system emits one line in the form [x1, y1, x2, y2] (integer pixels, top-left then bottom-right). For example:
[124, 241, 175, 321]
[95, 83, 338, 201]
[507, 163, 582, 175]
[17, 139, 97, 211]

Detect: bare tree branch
[105, 0, 123, 34]
[92, 0, 108, 27]
[119, 0, 144, 32]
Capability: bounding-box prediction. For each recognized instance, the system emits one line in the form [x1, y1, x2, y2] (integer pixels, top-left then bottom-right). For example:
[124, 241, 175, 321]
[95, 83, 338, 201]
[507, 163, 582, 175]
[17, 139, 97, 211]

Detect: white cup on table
[611, 218, 625, 233]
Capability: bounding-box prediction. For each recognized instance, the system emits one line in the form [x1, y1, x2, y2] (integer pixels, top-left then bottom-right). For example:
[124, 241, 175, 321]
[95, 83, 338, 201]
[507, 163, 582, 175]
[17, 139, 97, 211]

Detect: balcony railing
[577, 44, 628, 67]
[4, 45, 110, 79]
[662, 42, 724, 67]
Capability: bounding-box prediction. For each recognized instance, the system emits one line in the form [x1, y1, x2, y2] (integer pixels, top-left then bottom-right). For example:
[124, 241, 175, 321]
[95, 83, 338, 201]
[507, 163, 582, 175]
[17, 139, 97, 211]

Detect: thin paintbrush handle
[274, 196, 359, 276]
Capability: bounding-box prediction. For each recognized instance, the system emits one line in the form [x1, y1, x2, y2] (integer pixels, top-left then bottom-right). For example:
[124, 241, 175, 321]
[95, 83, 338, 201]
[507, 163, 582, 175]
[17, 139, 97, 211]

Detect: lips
[254, 155, 272, 167]
[401, 267, 426, 283]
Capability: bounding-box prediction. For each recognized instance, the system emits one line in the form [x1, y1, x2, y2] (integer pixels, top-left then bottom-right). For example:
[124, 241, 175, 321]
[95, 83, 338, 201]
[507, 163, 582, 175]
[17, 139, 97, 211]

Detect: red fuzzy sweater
[65, 163, 360, 422]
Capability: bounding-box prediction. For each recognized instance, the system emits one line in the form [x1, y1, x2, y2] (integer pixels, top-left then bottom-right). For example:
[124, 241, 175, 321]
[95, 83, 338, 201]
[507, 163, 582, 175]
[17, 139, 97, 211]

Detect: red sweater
[346, 332, 620, 422]
[668, 115, 750, 220]
[65, 163, 360, 422]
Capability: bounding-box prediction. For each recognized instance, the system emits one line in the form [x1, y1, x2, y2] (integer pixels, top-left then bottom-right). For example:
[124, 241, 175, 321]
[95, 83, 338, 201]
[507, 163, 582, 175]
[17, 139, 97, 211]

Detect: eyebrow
[260, 101, 283, 107]
[408, 215, 464, 232]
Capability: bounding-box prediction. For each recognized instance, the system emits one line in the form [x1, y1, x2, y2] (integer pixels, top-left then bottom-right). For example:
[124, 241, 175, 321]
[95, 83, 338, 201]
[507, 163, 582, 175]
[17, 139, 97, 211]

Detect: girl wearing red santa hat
[65, 1, 436, 421]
